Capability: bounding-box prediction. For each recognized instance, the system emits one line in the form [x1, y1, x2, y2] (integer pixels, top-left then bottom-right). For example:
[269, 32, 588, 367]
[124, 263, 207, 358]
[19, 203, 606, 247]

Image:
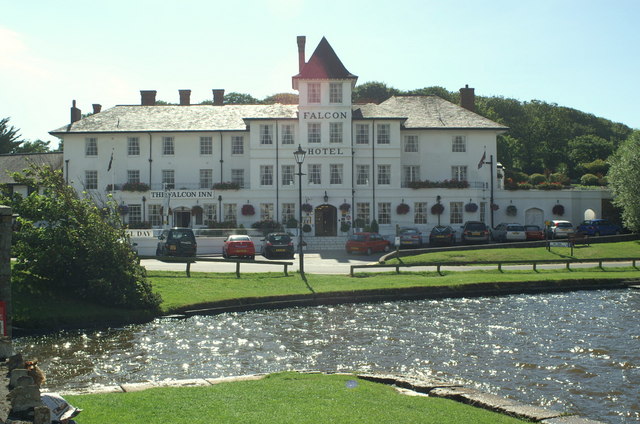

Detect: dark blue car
[576, 219, 621, 236]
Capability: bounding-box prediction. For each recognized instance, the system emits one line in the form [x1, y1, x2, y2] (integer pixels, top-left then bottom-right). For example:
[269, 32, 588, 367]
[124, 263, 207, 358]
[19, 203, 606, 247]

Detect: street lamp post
[294, 145, 307, 281]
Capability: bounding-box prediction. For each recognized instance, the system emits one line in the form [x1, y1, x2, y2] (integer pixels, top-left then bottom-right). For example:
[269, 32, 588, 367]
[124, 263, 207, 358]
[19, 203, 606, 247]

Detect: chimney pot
[212, 89, 225, 106]
[179, 89, 191, 106]
[460, 85, 475, 112]
[92, 104, 102, 114]
[70, 100, 82, 124]
[297, 35, 306, 72]
[140, 90, 157, 106]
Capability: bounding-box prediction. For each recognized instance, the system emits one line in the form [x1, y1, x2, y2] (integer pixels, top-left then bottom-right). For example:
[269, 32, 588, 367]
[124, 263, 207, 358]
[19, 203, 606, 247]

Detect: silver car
[491, 223, 526, 242]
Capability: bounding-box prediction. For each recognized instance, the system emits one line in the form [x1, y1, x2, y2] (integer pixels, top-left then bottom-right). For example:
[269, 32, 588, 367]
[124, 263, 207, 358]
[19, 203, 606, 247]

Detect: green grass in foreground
[66, 372, 528, 424]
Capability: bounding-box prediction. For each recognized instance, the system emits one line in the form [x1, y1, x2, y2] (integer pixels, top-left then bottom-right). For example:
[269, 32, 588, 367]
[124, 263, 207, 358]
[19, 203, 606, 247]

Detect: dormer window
[329, 83, 342, 103]
[308, 83, 321, 103]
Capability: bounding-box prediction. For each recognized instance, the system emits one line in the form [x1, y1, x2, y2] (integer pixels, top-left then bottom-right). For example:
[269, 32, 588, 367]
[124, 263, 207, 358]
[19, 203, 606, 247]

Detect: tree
[12, 139, 51, 153]
[262, 93, 298, 104]
[352, 81, 400, 104]
[218, 92, 259, 104]
[608, 131, 640, 231]
[568, 135, 614, 168]
[0, 117, 23, 154]
[4, 163, 161, 310]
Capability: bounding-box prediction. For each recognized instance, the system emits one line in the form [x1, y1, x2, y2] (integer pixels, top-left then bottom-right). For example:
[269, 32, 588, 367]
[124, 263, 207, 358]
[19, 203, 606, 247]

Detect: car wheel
[366, 247, 373, 255]
[222, 251, 228, 259]
[249, 255, 255, 260]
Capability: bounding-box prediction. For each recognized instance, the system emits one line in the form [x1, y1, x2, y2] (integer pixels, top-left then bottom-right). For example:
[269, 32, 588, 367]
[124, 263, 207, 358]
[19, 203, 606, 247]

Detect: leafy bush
[122, 182, 150, 192]
[340, 221, 351, 233]
[302, 224, 312, 233]
[285, 217, 298, 228]
[529, 173, 546, 185]
[408, 179, 469, 189]
[212, 181, 240, 190]
[579, 159, 610, 176]
[517, 182, 532, 190]
[548, 172, 570, 185]
[370, 219, 379, 233]
[7, 165, 161, 310]
[505, 169, 529, 183]
[537, 182, 563, 190]
[251, 219, 283, 235]
[580, 173, 601, 186]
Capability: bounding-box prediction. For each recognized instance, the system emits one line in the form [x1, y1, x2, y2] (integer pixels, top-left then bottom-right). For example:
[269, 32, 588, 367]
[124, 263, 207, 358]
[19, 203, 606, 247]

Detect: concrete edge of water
[177, 278, 636, 317]
[58, 371, 605, 423]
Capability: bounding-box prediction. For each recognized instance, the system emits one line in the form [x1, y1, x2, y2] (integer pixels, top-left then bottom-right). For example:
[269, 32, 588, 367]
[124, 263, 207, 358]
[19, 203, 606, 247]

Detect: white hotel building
[51, 36, 611, 243]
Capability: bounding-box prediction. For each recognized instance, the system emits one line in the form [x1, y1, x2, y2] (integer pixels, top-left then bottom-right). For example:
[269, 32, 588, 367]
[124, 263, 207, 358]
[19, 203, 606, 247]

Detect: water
[15, 289, 640, 423]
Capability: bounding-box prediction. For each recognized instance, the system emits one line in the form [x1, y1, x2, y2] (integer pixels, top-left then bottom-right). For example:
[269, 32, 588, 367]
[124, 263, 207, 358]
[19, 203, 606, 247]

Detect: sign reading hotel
[149, 190, 215, 199]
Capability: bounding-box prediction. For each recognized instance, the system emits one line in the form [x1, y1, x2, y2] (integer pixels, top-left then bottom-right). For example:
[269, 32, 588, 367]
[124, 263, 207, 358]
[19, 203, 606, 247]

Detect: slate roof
[0, 152, 63, 184]
[293, 37, 357, 81]
[50, 104, 299, 135]
[354, 96, 508, 130]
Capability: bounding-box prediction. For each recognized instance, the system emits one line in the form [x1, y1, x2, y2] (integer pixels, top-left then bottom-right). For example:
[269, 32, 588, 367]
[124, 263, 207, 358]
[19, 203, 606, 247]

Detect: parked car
[156, 228, 197, 257]
[546, 220, 574, 239]
[223, 234, 255, 259]
[345, 232, 391, 255]
[524, 225, 545, 240]
[429, 225, 455, 246]
[491, 223, 526, 242]
[262, 232, 295, 259]
[398, 227, 422, 248]
[461, 221, 490, 244]
[576, 219, 622, 236]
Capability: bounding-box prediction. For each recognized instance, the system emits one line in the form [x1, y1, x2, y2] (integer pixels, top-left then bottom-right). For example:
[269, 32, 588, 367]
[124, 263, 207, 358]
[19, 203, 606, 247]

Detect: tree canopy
[0, 117, 23, 154]
[607, 130, 640, 231]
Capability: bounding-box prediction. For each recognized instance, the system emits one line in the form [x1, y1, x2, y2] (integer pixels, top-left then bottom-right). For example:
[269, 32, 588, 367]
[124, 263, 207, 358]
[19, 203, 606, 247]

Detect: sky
[1, 0, 639, 148]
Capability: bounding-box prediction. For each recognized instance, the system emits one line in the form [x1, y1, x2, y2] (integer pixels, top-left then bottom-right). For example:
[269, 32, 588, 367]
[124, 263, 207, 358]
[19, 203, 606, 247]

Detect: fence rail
[350, 257, 639, 277]
[140, 256, 293, 278]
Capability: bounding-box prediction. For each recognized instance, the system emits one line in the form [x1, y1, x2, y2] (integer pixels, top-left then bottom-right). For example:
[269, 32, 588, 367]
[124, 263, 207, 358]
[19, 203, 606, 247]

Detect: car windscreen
[507, 225, 524, 231]
[349, 235, 366, 241]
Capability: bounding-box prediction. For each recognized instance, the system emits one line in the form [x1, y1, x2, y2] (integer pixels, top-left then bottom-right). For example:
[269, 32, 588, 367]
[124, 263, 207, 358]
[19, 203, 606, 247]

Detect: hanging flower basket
[431, 203, 444, 215]
[491, 203, 500, 211]
[302, 203, 313, 213]
[118, 204, 129, 215]
[506, 205, 517, 216]
[339, 203, 351, 213]
[465, 202, 478, 213]
[302, 223, 312, 233]
[241, 204, 255, 216]
[191, 205, 203, 216]
[396, 203, 410, 215]
[552, 204, 565, 216]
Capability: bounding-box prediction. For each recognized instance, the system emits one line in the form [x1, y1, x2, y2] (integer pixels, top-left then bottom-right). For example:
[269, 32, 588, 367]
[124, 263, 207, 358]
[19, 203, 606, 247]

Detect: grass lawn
[66, 372, 529, 424]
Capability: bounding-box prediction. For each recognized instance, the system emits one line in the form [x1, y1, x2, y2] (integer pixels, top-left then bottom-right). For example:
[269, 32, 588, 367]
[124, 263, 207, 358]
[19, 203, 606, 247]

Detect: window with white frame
[281, 124, 294, 145]
[203, 204, 217, 226]
[281, 165, 294, 186]
[377, 124, 390, 144]
[260, 165, 273, 186]
[85, 170, 98, 189]
[149, 204, 162, 227]
[223, 203, 237, 224]
[378, 202, 391, 224]
[162, 169, 175, 189]
[127, 170, 140, 184]
[128, 204, 142, 225]
[260, 203, 274, 221]
[330, 164, 343, 185]
[308, 164, 321, 185]
[231, 169, 245, 188]
[402, 166, 420, 187]
[450, 201, 464, 224]
[162, 137, 174, 155]
[308, 122, 321, 143]
[480, 202, 487, 223]
[231, 136, 244, 154]
[260, 125, 273, 145]
[85, 138, 98, 156]
[452, 135, 466, 152]
[308, 82, 320, 103]
[329, 83, 342, 103]
[356, 164, 369, 185]
[282, 203, 295, 223]
[356, 202, 370, 224]
[451, 165, 468, 181]
[127, 137, 140, 156]
[356, 124, 369, 144]
[200, 136, 213, 155]
[200, 169, 213, 189]
[404, 135, 418, 152]
[329, 122, 343, 143]
[377, 164, 391, 185]
[414, 202, 427, 224]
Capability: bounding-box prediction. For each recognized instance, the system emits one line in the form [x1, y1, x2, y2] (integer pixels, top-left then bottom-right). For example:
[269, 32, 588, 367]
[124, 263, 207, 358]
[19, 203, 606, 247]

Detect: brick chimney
[212, 89, 225, 106]
[460, 84, 475, 112]
[179, 90, 191, 106]
[70, 100, 81, 123]
[92, 104, 102, 114]
[297, 35, 306, 72]
[140, 90, 157, 106]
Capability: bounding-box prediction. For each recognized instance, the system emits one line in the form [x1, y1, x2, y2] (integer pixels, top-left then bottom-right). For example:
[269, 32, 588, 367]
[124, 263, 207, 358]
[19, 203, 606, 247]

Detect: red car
[524, 225, 545, 240]
[222, 235, 255, 259]
[345, 232, 391, 255]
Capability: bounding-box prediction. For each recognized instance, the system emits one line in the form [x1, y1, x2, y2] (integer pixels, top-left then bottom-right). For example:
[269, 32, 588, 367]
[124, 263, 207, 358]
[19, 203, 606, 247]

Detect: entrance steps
[302, 236, 348, 251]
